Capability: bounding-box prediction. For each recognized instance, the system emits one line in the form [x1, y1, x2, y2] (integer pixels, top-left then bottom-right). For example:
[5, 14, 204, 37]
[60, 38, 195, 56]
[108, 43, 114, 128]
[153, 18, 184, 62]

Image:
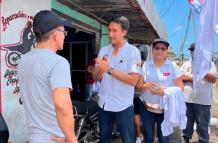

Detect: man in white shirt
[92, 16, 141, 143]
[180, 43, 217, 143]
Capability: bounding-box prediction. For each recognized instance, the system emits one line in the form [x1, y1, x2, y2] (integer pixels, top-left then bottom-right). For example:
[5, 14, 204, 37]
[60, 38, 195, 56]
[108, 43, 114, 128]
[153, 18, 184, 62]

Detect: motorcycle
[73, 99, 99, 143]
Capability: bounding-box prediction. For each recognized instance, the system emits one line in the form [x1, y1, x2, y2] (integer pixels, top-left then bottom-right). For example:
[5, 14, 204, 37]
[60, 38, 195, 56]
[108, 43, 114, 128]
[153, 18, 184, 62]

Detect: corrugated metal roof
[57, 0, 167, 43]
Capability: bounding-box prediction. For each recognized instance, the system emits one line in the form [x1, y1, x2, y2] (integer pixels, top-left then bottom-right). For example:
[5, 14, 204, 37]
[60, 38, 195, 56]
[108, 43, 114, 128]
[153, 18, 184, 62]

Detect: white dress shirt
[97, 41, 141, 112]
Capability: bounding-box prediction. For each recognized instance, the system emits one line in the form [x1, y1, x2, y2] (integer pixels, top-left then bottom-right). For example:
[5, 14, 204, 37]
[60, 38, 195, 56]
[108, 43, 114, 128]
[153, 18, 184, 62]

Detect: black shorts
[133, 97, 142, 115]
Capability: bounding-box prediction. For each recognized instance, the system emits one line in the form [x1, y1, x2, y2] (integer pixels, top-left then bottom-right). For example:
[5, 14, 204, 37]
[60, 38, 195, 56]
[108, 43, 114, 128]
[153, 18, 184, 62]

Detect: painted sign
[0, 0, 51, 142]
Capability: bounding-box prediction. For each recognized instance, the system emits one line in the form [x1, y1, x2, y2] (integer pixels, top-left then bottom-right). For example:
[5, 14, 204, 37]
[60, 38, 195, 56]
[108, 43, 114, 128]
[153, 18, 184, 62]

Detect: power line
[168, 11, 190, 39]
[161, 0, 175, 18]
[179, 10, 192, 62]
[159, 0, 166, 14]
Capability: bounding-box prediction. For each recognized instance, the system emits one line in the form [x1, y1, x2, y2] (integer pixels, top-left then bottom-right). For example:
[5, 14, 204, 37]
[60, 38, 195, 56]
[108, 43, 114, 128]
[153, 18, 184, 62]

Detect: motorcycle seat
[72, 100, 98, 116]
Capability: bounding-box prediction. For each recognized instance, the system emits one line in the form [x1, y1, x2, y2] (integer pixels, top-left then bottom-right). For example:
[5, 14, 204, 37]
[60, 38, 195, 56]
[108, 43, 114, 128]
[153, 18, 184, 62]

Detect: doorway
[58, 28, 96, 101]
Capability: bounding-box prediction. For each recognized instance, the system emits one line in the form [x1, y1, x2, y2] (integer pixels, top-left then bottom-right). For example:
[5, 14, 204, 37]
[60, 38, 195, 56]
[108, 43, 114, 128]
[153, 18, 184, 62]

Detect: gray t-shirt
[18, 48, 72, 142]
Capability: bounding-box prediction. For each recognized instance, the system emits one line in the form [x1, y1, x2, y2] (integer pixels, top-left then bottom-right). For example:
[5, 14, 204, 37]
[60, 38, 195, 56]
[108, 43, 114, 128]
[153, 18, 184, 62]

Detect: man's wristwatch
[108, 67, 114, 75]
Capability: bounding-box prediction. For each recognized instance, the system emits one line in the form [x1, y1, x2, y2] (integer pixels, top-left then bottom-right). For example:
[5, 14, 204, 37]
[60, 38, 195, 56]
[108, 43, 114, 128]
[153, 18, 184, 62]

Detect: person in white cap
[136, 38, 183, 143]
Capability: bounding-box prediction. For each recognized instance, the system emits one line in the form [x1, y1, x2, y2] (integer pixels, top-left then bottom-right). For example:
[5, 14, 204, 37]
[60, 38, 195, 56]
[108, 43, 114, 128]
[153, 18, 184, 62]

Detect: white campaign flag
[193, 0, 218, 92]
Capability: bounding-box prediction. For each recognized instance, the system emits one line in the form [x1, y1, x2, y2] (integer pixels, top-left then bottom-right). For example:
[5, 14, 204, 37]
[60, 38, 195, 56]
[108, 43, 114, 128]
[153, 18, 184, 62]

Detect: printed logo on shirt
[102, 55, 108, 60]
[133, 62, 141, 67]
[187, 67, 192, 73]
[163, 72, 170, 76]
[136, 63, 141, 67]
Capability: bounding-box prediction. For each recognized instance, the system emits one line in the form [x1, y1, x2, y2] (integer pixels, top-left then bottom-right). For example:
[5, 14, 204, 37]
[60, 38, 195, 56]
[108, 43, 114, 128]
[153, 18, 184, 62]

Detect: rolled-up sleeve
[172, 62, 182, 78]
[127, 48, 141, 74]
[209, 62, 217, 76]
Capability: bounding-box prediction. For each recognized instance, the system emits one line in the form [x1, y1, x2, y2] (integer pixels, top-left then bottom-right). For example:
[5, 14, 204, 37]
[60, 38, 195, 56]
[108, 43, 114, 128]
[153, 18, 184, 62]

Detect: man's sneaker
[135, 135, 144, 143]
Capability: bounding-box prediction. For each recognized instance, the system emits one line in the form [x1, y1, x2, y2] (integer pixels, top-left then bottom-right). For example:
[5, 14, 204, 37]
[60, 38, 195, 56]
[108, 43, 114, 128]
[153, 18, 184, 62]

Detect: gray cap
[152, 38, 169, 48]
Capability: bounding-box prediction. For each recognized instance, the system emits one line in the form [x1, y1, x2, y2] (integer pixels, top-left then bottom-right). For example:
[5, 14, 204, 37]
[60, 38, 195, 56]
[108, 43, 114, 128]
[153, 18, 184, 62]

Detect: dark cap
[152, 38, 169, 48]
[33, 10, 72, 37]
[188, 43, 195, 50]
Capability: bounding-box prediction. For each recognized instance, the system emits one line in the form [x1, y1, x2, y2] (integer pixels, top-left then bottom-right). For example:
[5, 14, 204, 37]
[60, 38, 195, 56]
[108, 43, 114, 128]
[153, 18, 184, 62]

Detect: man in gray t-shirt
[18, 10, 78, 143]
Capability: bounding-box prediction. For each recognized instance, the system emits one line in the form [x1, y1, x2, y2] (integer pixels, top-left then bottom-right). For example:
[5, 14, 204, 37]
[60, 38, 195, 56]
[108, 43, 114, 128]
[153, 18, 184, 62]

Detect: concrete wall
[0, 1, 51, 142]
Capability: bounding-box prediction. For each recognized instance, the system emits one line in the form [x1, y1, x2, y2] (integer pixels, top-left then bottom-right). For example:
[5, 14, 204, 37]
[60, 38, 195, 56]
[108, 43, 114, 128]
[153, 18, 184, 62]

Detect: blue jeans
[183, 103, 211, 143]
[98, 106, 135, 143]
[138, 101, 169, 143]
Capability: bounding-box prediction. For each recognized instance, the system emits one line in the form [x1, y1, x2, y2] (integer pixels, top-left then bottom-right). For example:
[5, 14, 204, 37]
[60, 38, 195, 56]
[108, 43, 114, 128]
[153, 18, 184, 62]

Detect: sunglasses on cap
[153, 46, 168, 52]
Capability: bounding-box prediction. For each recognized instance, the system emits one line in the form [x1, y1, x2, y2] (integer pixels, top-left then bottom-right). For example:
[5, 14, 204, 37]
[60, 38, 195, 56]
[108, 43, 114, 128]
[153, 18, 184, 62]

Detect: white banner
[0, 0, 51, 142]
